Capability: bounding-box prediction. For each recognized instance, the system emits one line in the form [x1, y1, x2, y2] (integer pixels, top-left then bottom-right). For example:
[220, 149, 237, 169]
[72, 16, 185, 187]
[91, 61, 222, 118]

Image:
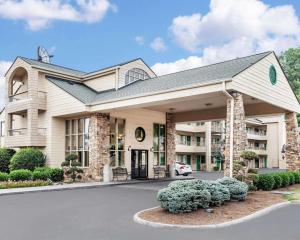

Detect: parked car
[174, 162, 192, 176]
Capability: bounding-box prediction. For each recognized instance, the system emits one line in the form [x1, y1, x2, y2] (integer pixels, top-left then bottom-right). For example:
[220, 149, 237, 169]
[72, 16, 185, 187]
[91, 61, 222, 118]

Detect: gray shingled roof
[20, 57, 86, 77]
[46, 51, 272, 105]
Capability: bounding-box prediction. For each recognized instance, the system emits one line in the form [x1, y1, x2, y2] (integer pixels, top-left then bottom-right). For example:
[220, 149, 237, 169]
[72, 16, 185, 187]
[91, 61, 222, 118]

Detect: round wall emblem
[135, 127, 145, 142]
[269, 65, 277, 85]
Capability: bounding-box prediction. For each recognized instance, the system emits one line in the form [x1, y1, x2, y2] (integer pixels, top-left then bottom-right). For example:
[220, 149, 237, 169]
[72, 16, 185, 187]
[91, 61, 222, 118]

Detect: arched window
[125, 68, 150, 85]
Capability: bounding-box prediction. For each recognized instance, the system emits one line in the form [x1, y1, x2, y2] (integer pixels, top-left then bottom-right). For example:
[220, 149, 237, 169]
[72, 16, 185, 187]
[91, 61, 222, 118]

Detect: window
[0, 121, 5, 137]
[178, 154, 191, 165]
[153, 124, 166, 166]
[196, 136, 205, 146]
[179, 135, 191, 146]
[65, 118, 90, 167]
[125, 68, 150, 85]
[110, 118, 126, 167]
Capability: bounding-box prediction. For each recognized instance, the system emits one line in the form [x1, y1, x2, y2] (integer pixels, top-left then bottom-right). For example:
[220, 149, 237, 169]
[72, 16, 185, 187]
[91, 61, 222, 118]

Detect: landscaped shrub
[257, 174, 275, 191]
[62, 154, 83, 182]
[0, 180, 50, 189]
[32, 170, 49, 181]
[48, 168, 64, 182]
[0, 148, 15, 173]
[217, 177, 248, 201]
[287, 172, 295, 185]
[271, 174, 282, 189]
[293, 172, 300, 184]
[279, 173, 290, 187]
[0, 172, 9, 182]
[248, 168, 258, 174]
[34, 167, 51, 172]
[10, 148, 45, 171]
[9, 169, 33, 181]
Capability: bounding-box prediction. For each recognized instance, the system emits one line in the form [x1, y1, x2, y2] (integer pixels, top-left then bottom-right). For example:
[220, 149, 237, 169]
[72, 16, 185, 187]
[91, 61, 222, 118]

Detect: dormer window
[125, 68, 150, 85]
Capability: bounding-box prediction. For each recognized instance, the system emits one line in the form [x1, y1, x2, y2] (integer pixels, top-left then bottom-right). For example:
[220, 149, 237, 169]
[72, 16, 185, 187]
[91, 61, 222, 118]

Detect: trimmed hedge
[9, 169, 32, 181]
[254, 171, 300, 190]
[10, 148, 45, 171]
[0, 172, 9, 182]
[32, 167, 64, 182]
[157, 178, 247, 214]
[0, 148, 15, 173]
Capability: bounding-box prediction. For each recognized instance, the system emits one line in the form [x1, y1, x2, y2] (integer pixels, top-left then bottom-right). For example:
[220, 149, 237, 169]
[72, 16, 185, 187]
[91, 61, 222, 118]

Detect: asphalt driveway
[0, 179, 299, 240]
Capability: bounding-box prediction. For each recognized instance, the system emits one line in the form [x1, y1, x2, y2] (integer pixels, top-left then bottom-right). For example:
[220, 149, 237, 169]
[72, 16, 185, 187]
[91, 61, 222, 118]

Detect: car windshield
[176, 162, 186, 165]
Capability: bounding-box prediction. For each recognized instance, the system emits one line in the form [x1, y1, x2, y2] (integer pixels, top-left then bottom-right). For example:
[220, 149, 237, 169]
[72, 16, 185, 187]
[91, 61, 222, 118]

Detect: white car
[174, 162, 192, 176]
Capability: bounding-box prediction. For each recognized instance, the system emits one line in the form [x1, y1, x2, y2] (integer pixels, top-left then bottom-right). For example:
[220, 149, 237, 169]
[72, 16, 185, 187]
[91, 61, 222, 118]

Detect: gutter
[222, 81, 234, 178]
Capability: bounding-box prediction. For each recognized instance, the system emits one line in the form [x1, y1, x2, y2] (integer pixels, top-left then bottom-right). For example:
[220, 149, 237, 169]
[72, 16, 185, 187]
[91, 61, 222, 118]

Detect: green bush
[65, 153, 78, 162]
[0, 172, 9, 182]
[271, 174, 282, 189]
[279, 173, 290, 187]
[217, 177, 248, 201]
[48, 168, 64, 182]
[287, 172, 295, 185]
[9, 169, 33, 181]
[34, 167, 51, 172]
[10, 148, 45, 171]
[248, 168, 258, 174]
[294, 172, 300, 184]
[0, 180, 50, 189]
[32, 170, 49, 181]
[0, 148, 15, 173]
[257, 174, 275, 191]
[240, 151, 258, 161]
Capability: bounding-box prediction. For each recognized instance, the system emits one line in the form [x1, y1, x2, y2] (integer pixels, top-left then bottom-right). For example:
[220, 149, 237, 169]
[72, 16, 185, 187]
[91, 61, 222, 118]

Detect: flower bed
[138, 183, 300, 226]
[0, 180, 51, 189]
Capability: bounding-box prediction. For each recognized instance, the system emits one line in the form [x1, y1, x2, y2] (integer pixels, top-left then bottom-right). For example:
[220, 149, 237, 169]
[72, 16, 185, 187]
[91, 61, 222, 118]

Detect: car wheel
[183, 173, 188, 176]
[175, 170, 179, 176]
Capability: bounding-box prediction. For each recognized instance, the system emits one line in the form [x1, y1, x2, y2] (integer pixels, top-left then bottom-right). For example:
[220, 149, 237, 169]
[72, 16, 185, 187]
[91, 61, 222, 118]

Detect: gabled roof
[46, 51, 272, 105]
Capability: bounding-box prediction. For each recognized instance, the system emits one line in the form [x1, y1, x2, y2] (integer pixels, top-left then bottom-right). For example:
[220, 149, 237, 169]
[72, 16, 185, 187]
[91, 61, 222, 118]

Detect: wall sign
[269, 65, 277, 85]
[135, 127, 145, 142]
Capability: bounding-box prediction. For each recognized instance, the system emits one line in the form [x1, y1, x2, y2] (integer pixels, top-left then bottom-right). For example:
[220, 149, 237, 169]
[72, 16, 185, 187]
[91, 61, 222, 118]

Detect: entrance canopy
[46, 51, 300, 119]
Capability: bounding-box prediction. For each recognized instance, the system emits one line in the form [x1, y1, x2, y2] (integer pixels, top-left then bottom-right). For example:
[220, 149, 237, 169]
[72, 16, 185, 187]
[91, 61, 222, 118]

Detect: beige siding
[111, 108, 165, 178]
[46, 80, 87, 117]
[118, 59, 156, 88]
[232, 53, 300, 113]
[85, 73, 116, 92]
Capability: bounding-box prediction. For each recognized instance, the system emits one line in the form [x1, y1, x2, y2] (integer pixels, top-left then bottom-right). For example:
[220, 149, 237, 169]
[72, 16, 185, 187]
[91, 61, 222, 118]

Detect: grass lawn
[284, 188, 300, 201]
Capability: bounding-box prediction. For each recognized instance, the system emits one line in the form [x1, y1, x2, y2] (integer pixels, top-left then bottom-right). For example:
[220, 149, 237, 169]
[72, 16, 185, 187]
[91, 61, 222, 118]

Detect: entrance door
[196, 155, 201, 171]
[131, 150, 148, 179]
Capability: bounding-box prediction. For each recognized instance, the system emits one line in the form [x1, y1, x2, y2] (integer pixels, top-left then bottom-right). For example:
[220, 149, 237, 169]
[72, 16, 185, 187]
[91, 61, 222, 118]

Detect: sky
[1, 0, 300, 108]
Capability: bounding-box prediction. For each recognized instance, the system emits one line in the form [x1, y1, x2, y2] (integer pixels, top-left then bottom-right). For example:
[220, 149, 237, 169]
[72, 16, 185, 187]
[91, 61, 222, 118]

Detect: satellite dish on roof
[37, 46, 53, 63]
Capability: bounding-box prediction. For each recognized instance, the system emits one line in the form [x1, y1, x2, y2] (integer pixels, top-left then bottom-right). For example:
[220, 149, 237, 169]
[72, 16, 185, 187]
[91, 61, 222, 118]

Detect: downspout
[222, 81, 234, 178]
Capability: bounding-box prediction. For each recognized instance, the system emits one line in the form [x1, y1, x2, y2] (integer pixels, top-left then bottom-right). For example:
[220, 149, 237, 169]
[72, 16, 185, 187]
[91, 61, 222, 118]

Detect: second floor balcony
[5, 127, 47, 147]
[6, 91, 47, 113]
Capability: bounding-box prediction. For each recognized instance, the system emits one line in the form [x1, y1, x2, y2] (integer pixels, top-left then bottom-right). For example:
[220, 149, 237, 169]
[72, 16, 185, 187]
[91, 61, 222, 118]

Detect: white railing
[8, 128, 27, 136]
[8, 91, 28, 102]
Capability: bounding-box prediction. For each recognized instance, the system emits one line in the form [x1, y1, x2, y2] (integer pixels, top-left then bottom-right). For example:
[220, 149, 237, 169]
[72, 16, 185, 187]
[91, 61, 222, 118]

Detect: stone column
[285, 112, 300, 171]
[224, 92, 247, 176]
[87, 113, 110, 181]
[166, 113, 176, 177]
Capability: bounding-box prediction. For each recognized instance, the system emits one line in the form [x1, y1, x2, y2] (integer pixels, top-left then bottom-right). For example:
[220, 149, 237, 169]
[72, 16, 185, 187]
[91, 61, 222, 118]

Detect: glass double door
[131, 150, 148, 179]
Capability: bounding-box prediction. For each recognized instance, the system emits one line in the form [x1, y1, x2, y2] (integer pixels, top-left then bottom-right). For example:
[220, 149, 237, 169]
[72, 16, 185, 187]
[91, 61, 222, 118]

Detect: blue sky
[1, 0, 300, 108]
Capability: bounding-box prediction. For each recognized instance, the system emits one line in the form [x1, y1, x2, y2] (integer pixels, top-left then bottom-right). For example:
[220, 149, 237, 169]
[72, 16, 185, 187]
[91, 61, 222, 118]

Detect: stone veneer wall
[224, 92, 247, 176]
[166, 113, 176, 172]
[86, 113, 110, 181]
[285, 112, 300, 171]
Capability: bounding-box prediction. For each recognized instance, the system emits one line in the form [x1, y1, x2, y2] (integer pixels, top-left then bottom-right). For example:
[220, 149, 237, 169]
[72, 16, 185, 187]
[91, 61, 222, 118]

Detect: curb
[134, 201, 300, 229]
[0, 176, 194, 196]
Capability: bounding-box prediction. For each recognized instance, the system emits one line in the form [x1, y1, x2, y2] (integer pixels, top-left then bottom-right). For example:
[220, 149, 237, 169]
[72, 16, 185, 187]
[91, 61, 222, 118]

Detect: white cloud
[134, 36, 144, 45]
[0, 61, 12, 109]
[150, 37, 167, 52]
[153, 0, 300, 75]
[0, 0, 116, 30]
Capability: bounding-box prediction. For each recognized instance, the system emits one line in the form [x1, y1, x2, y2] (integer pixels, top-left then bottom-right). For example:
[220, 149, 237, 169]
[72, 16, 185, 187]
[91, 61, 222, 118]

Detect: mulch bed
[139, 184, 300, 226]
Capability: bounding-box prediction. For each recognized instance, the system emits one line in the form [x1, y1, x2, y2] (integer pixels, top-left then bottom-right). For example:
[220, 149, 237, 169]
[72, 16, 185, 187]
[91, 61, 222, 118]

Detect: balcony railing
[8, 128, 27, 136]
[8, 91, 28, 102]
[246, 130, 267, 136]
[8, 91, 47, 102]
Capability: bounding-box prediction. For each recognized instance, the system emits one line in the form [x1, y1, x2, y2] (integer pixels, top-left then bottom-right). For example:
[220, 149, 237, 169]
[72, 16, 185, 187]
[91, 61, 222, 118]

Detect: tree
[61, 154, 83, 182]
[279, 48, 300, 125]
